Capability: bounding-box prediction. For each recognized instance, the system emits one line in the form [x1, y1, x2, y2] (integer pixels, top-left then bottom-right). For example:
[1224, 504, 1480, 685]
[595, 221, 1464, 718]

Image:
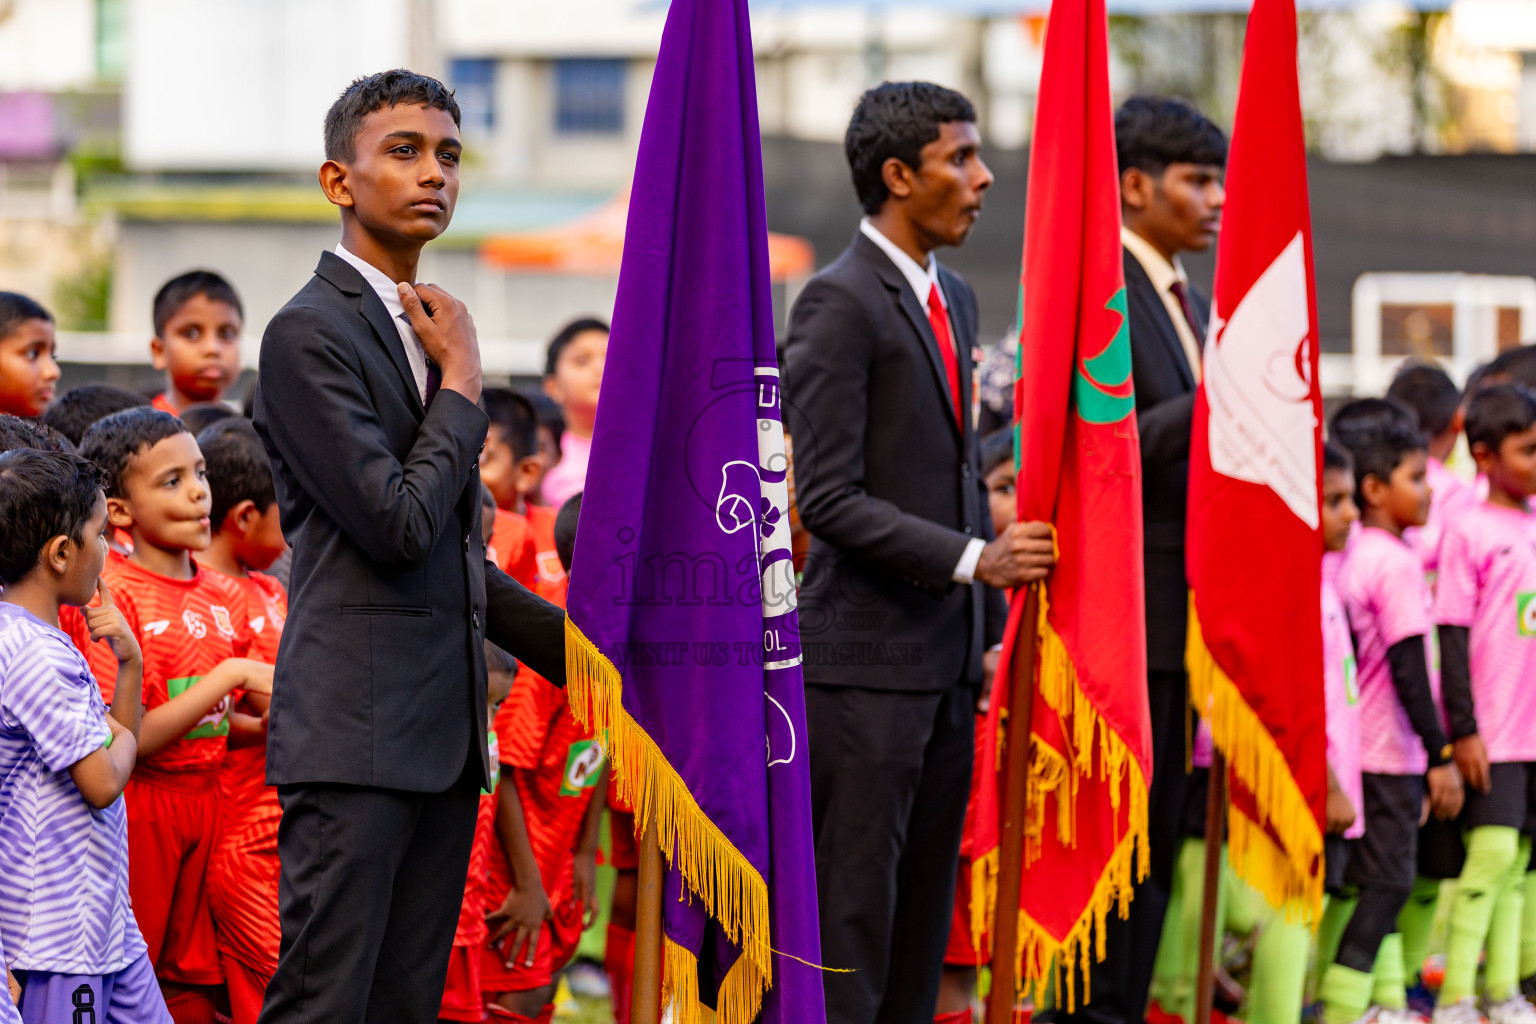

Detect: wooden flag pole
[986, 585, 1042, 1024]
[633, 813, 665, 1024]
[1193, 751, 1228, 1024]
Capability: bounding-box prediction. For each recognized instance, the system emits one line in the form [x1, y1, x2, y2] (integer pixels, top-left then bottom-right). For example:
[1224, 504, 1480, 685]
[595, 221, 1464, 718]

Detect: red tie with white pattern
[927, 282, 963, 433]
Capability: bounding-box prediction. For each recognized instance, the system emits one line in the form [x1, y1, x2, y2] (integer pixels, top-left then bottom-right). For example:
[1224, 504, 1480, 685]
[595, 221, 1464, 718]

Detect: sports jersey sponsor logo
[143, 620, 170, 636]
[536, 551, 567, 584]
[1343, 653, 1359, 706]
[560, 739, 607, 796]
[484, 731, 501, 795]
[1520, 592, 1536, 637]
[167, 676, 231, 739]
[182, 610, 206, 639]
[210, 605, 236, 638]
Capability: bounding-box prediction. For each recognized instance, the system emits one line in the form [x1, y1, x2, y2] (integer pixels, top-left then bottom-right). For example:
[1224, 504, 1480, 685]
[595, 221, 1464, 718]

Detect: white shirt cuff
[952, 537, 986, 585]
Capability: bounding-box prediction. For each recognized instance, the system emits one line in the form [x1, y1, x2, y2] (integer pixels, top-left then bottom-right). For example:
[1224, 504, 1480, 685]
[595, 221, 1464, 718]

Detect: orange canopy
[478, 189, 814, 282]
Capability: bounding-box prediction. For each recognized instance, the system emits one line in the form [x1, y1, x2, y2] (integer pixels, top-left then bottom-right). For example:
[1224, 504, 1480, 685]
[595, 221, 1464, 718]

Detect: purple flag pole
[561, 0, 825, 1018]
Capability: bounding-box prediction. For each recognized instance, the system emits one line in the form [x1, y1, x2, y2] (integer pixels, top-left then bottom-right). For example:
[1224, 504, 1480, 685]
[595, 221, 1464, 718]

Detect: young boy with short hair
[0, 293, 59, 420]
[538, 319, 607, 509]
[149, 271, 245, 416]
[480, 388, 541, 584]
[42, 384, 150, 447]
[1323, 410, 1466, 1024]
[0, 447, 169, 1023]
[71, 407, 273, 1023]
[192, 418, 288, 1024]
[0, 415, 70, 454]
[1429, 383, 1536, 1024]
[1389, 362, 1477, 573]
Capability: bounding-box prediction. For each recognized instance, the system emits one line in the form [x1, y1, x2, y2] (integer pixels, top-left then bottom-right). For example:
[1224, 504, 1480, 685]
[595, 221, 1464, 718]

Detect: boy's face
[0, 318, 60, 418]
[232, 501, 287, 572]
[152, 295, 243, 404]
[109, 432, 213, 553]
[1477, 423, 1536, 501]
[886, 121, 993, 250]
[58, 492, 111, 607]
[1320, 467, 1359, 553]
[985, 459, 1016, 539]
[543, 330, 608, 416]
[479, 424, 544, 510]
[1121, 163, 1226, 255]
[487, 669, 515, 718]
[326, 103, 461, 246]
[535, 424, 560, 471]
[1364, 449, 1431, 530]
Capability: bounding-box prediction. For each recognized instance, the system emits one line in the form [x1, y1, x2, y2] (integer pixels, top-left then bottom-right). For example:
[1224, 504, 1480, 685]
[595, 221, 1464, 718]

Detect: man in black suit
[1044, 95, 1227, 1024]
[783, 82, 1055, 1024]
[251, 71, 566, 1024]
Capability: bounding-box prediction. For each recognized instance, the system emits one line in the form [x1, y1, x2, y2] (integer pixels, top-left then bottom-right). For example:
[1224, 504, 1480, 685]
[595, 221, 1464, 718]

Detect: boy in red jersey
[440, 643, 519, 1024]
[191, 419, 289, 1024]
[148, 272, 244, 417]
[71, 407, 273, 1024]
[479, 389, 541, 585]
[483, 494, 603, 1024]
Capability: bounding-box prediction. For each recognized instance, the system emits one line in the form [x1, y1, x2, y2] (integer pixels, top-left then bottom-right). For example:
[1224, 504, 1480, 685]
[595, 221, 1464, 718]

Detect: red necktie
[927, 282, 963, 433]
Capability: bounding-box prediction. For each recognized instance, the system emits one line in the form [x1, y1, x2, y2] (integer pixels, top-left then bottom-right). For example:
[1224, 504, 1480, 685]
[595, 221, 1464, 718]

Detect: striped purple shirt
[0, 601, 145, 974]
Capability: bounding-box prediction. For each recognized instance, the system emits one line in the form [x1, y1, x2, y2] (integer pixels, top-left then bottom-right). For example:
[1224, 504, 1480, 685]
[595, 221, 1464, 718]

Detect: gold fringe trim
[1186, 599, 1325, 925]
[970, 588, 1151, 1009]
[566, 617, 771, 1023]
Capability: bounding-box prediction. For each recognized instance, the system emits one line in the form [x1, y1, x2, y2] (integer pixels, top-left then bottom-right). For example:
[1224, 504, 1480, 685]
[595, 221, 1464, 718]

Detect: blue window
[451, 58, 497, 134]
[554, 59, 626, 135]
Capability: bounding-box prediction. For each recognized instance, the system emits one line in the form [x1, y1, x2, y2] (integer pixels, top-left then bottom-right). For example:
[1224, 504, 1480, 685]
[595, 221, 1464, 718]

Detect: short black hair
[845, 82, 977, 216]
[0, 414, 72, 454]
[1329, 397, 1419, 457]
[197, 418, 275, 528]
[42, 384, 150, 446]
[1465, 383, 1536, 453]
[79, 407, 190, 498]
[1336, 417, 1427, 508]
[1386, 362, 1461, 439]
[152, 270, 244, 337]
[1465, 360, 1497, 397]
[483, 387, 539, 463]
[1488, 345, 1536, 393]
[1114, 96, 1228, 179]
[526, 391, 566, 456]
[0, 291, 53, 340]
[178, 402, 239, 438]
[324, 69, 461, 163]
[554, 491, 582, 574]
[981, 426, 1013, 478]
[0, 449, 106, 586]
[1322, 438, 1353, 475]
[544, 318, 610, 378]
[484, 640, 518, 677]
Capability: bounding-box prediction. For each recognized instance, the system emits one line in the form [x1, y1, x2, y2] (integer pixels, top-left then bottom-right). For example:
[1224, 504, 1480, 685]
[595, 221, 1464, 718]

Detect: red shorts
[608, 808, 638, 872]
[124, 765, 224, 985]
[481, 896, 585, 994]
[440, 944, 487, 1022]
[221, 953, 271, 1024]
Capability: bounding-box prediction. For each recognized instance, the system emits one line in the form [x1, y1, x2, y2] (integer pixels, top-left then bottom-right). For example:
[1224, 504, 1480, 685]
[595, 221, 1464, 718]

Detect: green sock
[1484, 835, 1532, 1003]
[1244, 893, 1311, 1024]
[1313, 893, 1359, 1001]
[1322, 964, 1375, 1024]
[1164, 837, 1228, 1022]
[1398, 876, 1442, 987]
[1151, 839, 1193, 1009]
[1373, 932, 1408, 1010]
[1522, 870, 1536, 982]
[1440, 827, 1521, 1006]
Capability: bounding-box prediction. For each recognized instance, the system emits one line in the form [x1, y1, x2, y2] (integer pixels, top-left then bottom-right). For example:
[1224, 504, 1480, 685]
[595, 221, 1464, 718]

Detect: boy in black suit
[251, 70, 566, 1024]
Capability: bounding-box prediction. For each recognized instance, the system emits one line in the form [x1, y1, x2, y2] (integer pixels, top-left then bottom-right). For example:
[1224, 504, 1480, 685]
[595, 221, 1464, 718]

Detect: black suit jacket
[253, 251, 566, 793]
[1123, 247, 1209, 675]
[784, 232, 1004, 692]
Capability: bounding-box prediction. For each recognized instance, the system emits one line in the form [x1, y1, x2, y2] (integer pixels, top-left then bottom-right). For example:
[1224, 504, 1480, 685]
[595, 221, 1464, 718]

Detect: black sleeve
[484, 561, 567, 688]
[1386, 634, 1453, 767]
[1437, 624, 1475, 740]
[1135, 392, 1195, 474]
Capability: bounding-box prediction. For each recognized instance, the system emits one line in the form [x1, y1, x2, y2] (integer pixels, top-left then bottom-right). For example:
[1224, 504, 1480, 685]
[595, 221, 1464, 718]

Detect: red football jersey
[151, 392, 177, 415]
[525, 504, 568, 608]
[71, 558, 252, 771]
[489, 509, 538, 590]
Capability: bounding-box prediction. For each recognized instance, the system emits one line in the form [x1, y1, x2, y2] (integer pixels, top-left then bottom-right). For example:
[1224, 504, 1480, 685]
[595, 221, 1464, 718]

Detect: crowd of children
[0, 279, 617, 1024]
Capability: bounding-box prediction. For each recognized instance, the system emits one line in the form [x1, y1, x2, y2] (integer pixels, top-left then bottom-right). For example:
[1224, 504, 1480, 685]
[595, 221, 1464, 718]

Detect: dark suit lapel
[1122, 249, 1195, 391]
[315, 251, 426, 418]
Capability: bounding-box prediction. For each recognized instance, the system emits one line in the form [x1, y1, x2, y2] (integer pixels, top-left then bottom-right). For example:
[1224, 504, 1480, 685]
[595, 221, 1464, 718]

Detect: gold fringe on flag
[1186, 599, 1325, 925]
[566, 617, 771, 1024]
[971, 590, 1151, 1009]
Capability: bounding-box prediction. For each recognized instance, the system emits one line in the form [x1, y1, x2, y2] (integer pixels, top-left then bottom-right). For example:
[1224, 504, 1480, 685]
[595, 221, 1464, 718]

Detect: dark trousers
[257, 761, 479, 1024]
[1040, 671, 1190, 1024]
[807, 683, 974, 1024]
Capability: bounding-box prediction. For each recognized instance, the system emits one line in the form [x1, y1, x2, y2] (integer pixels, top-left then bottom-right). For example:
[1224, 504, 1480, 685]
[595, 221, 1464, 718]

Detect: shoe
[1487, 998, 1536, 1024]
[1522, 979, 1536, 1007]
[1432, 999, 1489, 1024]
[1409, 984, 1438, 1018]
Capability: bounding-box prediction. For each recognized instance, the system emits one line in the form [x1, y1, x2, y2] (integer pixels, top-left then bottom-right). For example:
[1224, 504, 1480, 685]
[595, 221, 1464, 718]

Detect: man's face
[1122, 163, 1225, 256]
[328, 103, 461, 244]
[899, 121, 993, 250]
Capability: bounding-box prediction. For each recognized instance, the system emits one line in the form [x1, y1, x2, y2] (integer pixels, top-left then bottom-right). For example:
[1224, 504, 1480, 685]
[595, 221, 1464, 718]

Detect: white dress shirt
[334, 243, 431, 403]
[859, 218, 986, 585]
[1121, 225, 1202, 383]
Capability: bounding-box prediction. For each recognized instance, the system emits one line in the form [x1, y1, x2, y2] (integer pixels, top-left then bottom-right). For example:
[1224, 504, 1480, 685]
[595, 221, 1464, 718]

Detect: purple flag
[562, 0, 825, 1019]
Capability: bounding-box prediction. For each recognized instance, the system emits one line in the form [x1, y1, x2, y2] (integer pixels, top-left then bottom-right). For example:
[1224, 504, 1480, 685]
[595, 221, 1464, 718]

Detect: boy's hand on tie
[573, 849, 599, 929]
[1427, 762, 1465, 821]
[1325, 787, 1356, 835]
[84, 580, 142, 666]
[487, 882, 551, 968]
[1454, 734, 1492, 795]
[397, 282, 482, 403]
[975, 521, 1056, 589]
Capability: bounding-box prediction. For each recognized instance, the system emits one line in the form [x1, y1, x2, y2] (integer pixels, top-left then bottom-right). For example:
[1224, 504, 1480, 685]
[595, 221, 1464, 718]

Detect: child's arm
[6, 965, 18, 1006]
[67, 717, 137, 810]
[1385, 634, 1463, 819]
[137, 657, 273, 759]
[572, 774, 608, 928]
[487, 769, 551, 968]
[1324, 762, 1356, 835]
[1439, 622, 1490, 794]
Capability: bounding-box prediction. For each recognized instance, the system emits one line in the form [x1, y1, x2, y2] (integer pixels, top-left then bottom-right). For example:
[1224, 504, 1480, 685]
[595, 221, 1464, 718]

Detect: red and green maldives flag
[972, 0, 1152, 1001]
[1186, 0, 1327, 920]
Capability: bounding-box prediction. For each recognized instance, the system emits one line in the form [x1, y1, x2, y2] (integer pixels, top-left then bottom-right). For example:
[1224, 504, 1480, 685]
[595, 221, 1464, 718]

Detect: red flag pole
[632, 814, 665, 1024]
[986, 585, 1041, 1024]
[1193, 752, 1228, 1024]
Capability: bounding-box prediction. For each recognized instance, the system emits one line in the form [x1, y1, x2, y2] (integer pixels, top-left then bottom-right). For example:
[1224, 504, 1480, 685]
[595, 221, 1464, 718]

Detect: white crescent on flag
[1203, 231, 1319, 529]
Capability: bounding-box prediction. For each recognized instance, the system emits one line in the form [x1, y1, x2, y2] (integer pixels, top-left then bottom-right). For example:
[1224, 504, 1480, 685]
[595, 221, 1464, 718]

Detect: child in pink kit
[1389, 362, 1480, 574]
[1430, 384, 1536, 1024]
[1322, 408, 1465, 1024]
